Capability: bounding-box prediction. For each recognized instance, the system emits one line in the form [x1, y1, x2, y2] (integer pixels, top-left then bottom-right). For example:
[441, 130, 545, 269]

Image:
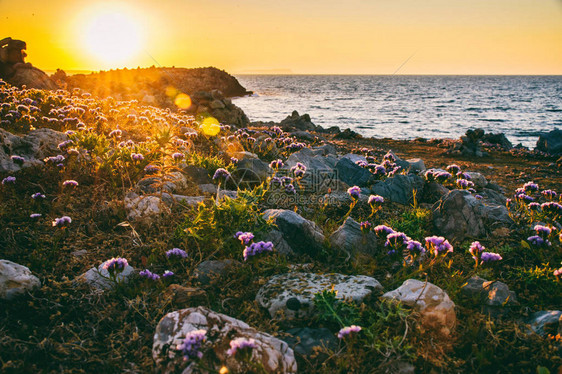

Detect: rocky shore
[0, 55, 561, 373]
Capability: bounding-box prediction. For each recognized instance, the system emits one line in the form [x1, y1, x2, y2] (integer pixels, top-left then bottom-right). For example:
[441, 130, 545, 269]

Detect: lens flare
[200, 117, 221, 136]
[174, 93, 192, 109]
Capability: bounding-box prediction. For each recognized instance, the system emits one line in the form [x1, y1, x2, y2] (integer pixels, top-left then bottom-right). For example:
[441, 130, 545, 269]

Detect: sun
[81, 7, 143, 65]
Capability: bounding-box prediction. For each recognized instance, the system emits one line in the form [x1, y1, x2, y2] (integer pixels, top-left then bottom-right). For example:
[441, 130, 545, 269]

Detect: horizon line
[43, 68, 562, 77]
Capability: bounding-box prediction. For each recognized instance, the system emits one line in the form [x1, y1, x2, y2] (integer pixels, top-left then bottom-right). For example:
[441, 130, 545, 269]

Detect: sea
[232, 75, 562, 149]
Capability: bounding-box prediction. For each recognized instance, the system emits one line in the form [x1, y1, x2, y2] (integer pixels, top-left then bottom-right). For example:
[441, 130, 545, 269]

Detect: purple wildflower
[2, 176, 16, 185]
[523, 181, 539, 193]
[435, 171, 452, 182]
[425, 236, 453, 256]
[456, 179, 469, 189]
[480, 252, 503, 263]
[131, 153, 144, 161]
[162, 270, 174, 278]
[469, 241, 485, 260]
[356, 160, 368, 168]
[515, 193, 534, 203]
[172, 152, 184, 160]
[230, 157, 238, 164]
[269, 159, 284, 169]
[385, 232, 410, 249]
[270, 177, 282, 187]
[528, 202, 540, 211]
[446, 164, 461, 175]
[534, 225, 552, 239]
[475, 194, 483, 200]
[527, 235, 551, 247]
[243, 241, 274, 261]
[368, 195, 384, 206]
[166, 248, 188, 259]
[541, 202, 562, 216]
[347, 186, 361, 199]
[102, 257, 129, 274]
[32, 192, 46, 199]
[177, 329, 207, 360]
[337, 325, 362, 339]
[52, 216, 72, 227]
[30, 213, 42, 219]
[235, 231, 255, 245]
[383, 152, 396, 162]
[139, 269, 160, 281]
[226, 337, 257, 357]
[374, 225, 395, 239]
[213, 168, 231, 180]
[406, 240, 425, 254]
[360, 221, 371, 231]
[63, 180, 79, 187]
[541, 189, 557, 200]
[424, 170, 436, 182]
[285, 183, 296, 194]
[373, 164, 386, 176]
[144, 164, 160, 173]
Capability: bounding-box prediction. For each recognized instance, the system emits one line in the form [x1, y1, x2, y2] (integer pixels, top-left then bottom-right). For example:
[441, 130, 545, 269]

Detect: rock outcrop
[536, 129, 562, 155]
[0, 260, 41, 299]
[256, 272, 382, 320]
[382, 279, 456, 337]
[153, 306, 297, 373]
[329, 217, 378, 257]
[432, 190, 512, 242]
[262, 209, 325, 256]
[0, 37, 56, 89]
[0, 128, 67, 173]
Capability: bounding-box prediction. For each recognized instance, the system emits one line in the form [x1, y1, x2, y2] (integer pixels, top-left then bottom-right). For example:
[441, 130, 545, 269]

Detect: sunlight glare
[82, 8, 143, 65]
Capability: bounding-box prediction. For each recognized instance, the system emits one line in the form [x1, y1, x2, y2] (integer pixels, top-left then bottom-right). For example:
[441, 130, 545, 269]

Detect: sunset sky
[1, 0, 561, 74]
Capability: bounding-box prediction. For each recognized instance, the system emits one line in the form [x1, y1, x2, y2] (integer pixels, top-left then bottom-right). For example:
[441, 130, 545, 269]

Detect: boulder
[194, 259, 241, 285]
[164, 285, 207, 308]
[233, 158, 271, 187]
[329, 217, 378, 257]
[256, 272, 382, 320]
[285, 147, 338, 171]
[479, 188, 507, 206]
[421, 182, 449, 205]
[465, 172, 487, 190]
[4, 65, 56, 90]
[153, 306, 297, 374]
[0, 128, 67, 172]
[282, 327, 338, 361]
[406, 158, 426, 173]
[77, 261, 135, 290]
[536, 129, 562, 155]
[335, 157, 374, 187]
[526, 310, 562, 337]
[370, 174, 424, 205]
[263, 229, 294, 256]
[432, 190, 512, 242]
[461, 276, 518, 315]
[137, 172, 188, 194]
[183, 165, 212, 184]
[280, 111, 316, 131]
[382, 279, 456, 337]
[262, 209, 325, 256]
[124, 193, 170, 221]
[481, 132, 513, 150]
[0, 260, 41, 299]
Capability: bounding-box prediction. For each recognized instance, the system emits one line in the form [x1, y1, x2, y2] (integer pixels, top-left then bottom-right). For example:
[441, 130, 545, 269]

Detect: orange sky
[1, 0, 561, 74]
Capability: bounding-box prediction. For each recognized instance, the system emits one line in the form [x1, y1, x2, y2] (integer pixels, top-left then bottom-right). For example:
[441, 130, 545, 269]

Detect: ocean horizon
[233, 74, 562, 149]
